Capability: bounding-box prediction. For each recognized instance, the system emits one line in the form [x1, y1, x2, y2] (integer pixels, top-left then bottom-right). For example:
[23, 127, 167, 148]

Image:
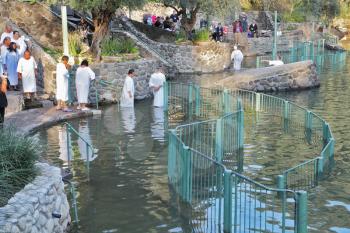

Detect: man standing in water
[149, 67, 166, 108]
[231, 45, 244, 71]
[120, 69, 135, 108]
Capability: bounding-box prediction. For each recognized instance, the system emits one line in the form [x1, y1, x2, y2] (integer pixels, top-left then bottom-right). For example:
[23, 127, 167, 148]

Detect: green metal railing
[256, 39, 346, 70]
[65, 122, 96, 180]
[166, 82, 335, 233]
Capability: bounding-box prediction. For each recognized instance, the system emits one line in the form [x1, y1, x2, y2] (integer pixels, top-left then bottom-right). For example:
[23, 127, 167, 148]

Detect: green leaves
[0, 127, 41, 206]
[101, 37, 139, 56]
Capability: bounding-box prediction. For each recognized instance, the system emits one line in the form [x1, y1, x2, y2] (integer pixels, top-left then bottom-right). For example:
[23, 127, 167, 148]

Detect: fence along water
[165, 82, 334, 233]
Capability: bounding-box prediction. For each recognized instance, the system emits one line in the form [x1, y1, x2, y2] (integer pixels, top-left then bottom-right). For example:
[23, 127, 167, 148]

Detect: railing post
[223, 170, 232, 233]
[215, 119, 223, 163]
[223, 90, 230, 114]
[277, 174, 286, 190]
[329, 138, 335, 168]
[95, 83, 99, 110]
[296, 191, 308, 233]
[317, 156, 324, 181]
[255, 93, 261, 112]
[167, 130, 176, 181]
[322, 123, 329, 146]
[256, 56, 260, 68]
[164, 81, 168, 112]
[238, 108, 244, 150]
[195, 85, 200, 117]
[182, 145, 192, 203]
[188, 83, 193, 120]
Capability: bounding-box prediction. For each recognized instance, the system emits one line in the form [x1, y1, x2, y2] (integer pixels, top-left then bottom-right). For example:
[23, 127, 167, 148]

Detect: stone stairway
[110, 17, 177, 73]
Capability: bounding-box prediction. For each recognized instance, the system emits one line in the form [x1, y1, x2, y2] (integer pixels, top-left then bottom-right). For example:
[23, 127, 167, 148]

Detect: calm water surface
[36, 53, 350, 233]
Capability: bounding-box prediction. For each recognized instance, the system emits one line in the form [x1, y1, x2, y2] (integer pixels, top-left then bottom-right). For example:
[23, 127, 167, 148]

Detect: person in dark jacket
[249, 22, 258, 38]
[0, 74, 8, 127]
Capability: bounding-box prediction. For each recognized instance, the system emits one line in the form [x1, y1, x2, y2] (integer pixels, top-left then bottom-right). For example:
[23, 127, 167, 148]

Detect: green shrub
[101, 38, 139, 56]
[176, 30, 187, 43]
[282, 11, 306, 23]
[0, 127, 41, 206]
[194, 29, 211, 42]
[69, 32, 83, 57]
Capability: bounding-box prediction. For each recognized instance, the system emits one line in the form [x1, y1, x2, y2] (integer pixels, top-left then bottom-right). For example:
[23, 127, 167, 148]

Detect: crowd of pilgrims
[0, 22, 167, 126]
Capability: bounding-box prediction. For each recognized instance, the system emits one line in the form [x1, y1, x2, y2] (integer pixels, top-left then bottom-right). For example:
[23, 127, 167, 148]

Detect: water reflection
[78, 120, 98, 162]
[121, 107, 136, 134]
[151, 107, 165, 143]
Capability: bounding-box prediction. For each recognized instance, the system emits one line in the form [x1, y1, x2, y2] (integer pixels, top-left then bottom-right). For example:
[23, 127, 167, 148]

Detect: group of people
[143, 10, 179, 32]
[0, 24, 38, 125]
[55, 56, 96, 112]
[120, 67, 166, 109]
[210, 18, 259, 43]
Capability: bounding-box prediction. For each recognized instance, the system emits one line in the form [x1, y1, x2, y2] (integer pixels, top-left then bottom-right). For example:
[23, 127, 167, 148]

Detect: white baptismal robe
[76, 66, 95, 104]
[56, 63, 69, 101]
[17, 56, 37, 93]
[231, 50, 244, 71]
[120, 76, 135, 108]
[149, 72, 166, 107]
[12, 37, 27, 57]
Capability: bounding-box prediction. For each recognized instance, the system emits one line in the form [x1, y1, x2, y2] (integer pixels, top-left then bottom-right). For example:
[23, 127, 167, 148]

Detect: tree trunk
[91, 8, 114, 61]
[180, 8, 199, 39]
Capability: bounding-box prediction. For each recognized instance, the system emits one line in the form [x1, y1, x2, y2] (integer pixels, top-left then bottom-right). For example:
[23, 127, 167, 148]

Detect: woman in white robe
[56, 56, 71, 111]
[75, 59, 95, 111]
[12, 31, 27, 57]
[17, 50, 37, 99]
[4, 42, 19, 89]
[149, 68, 166, 108]
[231, 45, 244, 71]
[120, 69, 135, 108]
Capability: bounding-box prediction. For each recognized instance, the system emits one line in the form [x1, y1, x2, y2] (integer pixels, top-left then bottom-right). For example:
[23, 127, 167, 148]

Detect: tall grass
[194, 29, 211, 42]
[0, 127, 41, 206]
[69, 32, 83, 57]
[101, 38, 139, 56]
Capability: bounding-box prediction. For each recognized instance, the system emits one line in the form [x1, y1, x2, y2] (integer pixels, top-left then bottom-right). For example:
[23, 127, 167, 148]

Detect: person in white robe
[17, 50, 37, 99]
[75, 59, 95, 111]
[56, 55, 71, 111]
[149, 67, 166, 108]
[120, 69, 135, 108]
[231, 45, 244, 71]
[12, 31, 27, 57]
[4, 42, 19, 89]
[0, 37, 10, 71]
[0, 24, 13, 45]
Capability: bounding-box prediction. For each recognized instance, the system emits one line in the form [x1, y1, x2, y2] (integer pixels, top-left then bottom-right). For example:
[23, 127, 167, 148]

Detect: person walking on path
[120, 69, 135, 108]
[75, 59, 95, 111]
[149, 67, 166, 108]
[17, 50, 37, 100]
[0, 73, 8, 127]
[56, 55, 72, 112]
[4, 42, 20, 90]
[231, 45, 244, 71]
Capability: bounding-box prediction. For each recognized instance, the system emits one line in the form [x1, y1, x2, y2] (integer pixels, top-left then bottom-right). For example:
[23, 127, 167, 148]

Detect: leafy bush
[194, 29, 211, 42]
[176, 30, 187, 43]
[69, 32, 83, 57]
[282, 11, 306, 23]
[101, 38, 139, 56]
[0, 127, 40, 206]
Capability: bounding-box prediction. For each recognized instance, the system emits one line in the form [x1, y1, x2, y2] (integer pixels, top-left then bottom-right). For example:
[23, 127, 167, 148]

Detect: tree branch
[164, 3, 180, 14]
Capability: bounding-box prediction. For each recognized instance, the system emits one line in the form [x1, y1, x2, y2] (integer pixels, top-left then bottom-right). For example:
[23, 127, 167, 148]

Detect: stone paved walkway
[5, 107, 101, 135]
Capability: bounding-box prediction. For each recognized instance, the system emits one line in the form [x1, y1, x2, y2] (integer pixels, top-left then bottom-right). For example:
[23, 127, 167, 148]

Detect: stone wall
[114, 18, 233, 74]
[0, 1, 63, 50]
[217, 60, 320, 92]
[0, 163, 70, 233]
[66, 59, 167, 104]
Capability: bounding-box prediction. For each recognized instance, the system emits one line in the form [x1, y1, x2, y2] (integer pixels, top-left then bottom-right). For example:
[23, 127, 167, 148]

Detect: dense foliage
[101, 38, 139, 56]
[0, 128, 41, 206]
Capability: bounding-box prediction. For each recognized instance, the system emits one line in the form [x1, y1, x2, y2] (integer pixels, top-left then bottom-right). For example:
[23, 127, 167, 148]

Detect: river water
[35, 52, 350, 233]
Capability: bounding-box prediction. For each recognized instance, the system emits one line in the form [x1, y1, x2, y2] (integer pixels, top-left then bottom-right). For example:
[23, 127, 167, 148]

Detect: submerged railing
[165, 82, 335, 233]
[65, 123, 97, 180]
